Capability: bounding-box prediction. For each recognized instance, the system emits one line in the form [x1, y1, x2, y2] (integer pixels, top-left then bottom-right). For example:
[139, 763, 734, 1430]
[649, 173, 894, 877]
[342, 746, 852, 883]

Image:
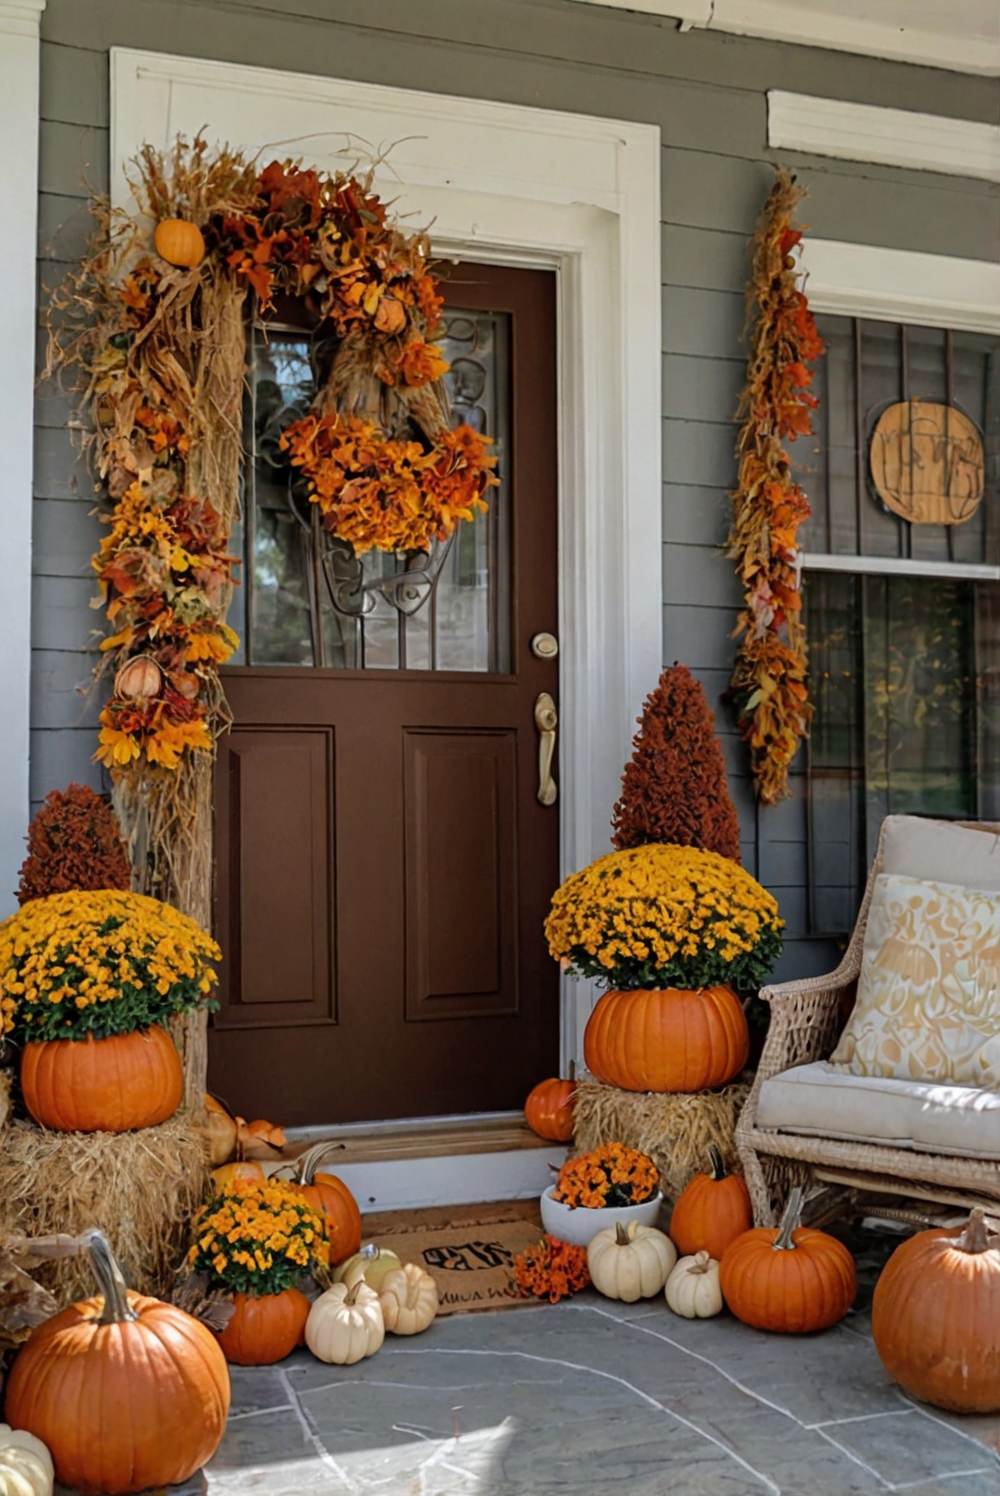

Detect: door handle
[534, 692, 558, 806]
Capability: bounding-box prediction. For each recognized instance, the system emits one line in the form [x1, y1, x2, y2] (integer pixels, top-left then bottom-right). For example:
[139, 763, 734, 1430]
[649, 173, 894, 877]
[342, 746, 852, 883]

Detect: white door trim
[0, 0, 45, 917]
[110, 48, 663, 1075]
[800, 238, 1000, 334]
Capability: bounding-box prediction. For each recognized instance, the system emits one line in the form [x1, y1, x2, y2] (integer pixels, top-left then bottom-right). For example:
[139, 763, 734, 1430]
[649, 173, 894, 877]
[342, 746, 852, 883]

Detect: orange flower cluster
[729, 168, 825, 804]
[281, 414, 497, 555]
[513, 1235, 590, 1304]
[552, 1144, 660, 1210]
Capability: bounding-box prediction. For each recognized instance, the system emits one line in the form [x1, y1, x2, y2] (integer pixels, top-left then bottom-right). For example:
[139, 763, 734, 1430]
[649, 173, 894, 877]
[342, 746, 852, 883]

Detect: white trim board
[800, 239, 1000, 336]
[0, 0, 45, 917]
[768, 91, 1000, 183]
[802, 553, 1000, 583]
[110, 49, 663, 1078]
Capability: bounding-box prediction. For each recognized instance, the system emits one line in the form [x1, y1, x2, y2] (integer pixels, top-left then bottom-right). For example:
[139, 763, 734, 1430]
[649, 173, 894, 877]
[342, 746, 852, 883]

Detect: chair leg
[737, 1133, 778, 1228]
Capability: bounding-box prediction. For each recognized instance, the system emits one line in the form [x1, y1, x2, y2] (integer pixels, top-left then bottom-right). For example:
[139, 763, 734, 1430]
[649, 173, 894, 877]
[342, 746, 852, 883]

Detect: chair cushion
[882, 814, 1000, 891]
[756, 1061, 1000, 1160]
[830, 872, 1000, 1087]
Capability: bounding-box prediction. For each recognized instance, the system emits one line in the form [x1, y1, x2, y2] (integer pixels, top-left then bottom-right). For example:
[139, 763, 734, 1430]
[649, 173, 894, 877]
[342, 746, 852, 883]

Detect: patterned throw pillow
[831, 872, 1000, 1086]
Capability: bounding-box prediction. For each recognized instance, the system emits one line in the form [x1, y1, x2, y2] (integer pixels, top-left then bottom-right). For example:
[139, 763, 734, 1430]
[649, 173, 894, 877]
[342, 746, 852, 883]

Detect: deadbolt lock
[531, 631, 559, 660]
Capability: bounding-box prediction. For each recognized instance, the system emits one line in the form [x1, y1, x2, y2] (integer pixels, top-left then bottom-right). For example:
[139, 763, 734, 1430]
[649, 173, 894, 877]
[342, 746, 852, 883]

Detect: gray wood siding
[32, 0, 1000, 981]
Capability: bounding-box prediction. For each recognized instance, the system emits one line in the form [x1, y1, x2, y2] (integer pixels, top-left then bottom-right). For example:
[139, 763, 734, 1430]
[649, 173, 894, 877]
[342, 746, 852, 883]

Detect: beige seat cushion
[882, 814, 1000, 891]
[831, 871, 1000, 1086]
[757, 1061, 1000, 1160]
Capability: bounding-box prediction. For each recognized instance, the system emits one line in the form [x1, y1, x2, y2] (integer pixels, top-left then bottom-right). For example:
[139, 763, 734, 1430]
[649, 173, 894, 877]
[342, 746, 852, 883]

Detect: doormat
[361, 1199, 544, 1316]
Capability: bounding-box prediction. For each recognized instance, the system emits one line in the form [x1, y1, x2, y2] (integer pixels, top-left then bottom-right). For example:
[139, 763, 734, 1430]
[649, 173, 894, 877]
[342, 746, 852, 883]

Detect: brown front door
[211, 265, 560, 1125]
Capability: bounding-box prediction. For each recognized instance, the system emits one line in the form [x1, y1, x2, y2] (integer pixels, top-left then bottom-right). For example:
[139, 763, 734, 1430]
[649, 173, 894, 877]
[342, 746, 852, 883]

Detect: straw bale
[573, 1076, 752, 1200]
[0, 1116, 209, 1305]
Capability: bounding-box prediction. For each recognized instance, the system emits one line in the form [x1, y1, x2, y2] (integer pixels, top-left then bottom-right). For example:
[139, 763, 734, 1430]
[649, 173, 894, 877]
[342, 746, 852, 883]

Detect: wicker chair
[737, 817, 1000, 1226]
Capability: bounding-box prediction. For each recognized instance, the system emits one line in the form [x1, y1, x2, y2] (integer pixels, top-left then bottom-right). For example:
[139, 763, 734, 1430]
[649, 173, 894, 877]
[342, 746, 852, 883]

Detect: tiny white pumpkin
[0, 1424, 54, 1496]
[588, 1220, 677, 1302]
[379, 1263, 438, 1335]
[335, 1243, 403, 1292]
[665, 1251, 723, 1319]
[305, 1280, 384, 1365]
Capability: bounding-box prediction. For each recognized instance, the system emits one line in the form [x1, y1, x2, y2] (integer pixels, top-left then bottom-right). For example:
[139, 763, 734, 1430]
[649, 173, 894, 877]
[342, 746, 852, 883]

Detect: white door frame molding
[110, 48, 663, 1072]
[1, 0, 45, 916]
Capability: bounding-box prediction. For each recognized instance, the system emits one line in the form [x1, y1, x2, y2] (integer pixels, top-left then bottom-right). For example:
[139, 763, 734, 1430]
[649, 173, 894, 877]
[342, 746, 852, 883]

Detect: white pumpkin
[665, 1251, 723, 1319]
[587, 1220, 677, 1302]
[305, 1280, 384, 1364]
[334, 1243, 402, 1292]
[379, 1263, 438, 1335]
[0, 1424, 54, 1496]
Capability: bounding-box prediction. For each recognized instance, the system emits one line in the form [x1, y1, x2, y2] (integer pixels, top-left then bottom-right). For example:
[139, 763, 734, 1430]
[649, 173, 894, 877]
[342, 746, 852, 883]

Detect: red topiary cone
[17, 784, 132, 904]
[611, 664, 741, 862]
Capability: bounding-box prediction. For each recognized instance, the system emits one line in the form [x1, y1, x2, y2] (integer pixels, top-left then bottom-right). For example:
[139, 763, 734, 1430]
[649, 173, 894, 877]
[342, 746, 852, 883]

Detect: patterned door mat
[360, 1199, 544, 1316]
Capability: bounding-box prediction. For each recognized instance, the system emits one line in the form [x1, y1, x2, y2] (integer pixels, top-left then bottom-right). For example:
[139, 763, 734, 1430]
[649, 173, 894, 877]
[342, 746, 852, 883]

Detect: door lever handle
[534, 692, 558, 806]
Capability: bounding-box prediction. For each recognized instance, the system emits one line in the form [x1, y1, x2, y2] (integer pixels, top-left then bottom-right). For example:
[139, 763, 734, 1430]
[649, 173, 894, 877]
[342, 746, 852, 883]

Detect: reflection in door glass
[243, 310, 510, 672]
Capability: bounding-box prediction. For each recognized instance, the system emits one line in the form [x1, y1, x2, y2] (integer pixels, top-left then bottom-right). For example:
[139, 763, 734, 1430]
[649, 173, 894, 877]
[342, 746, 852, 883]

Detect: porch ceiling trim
[768, 91, 1000, 184]
[801, 238, 1000, 336]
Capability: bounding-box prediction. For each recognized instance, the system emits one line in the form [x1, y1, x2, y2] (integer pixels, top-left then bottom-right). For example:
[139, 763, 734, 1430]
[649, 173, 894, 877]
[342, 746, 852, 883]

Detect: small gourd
[0, 1425, 54, 1496]
[379, 1263, 438, 1335]
[154, 218, 206, 269]
[335, 1243, 402, 1292]
[665, 1252, 723, 1319]
[305, 1280, 384, 1365]
[587, 1220, 677, 1302]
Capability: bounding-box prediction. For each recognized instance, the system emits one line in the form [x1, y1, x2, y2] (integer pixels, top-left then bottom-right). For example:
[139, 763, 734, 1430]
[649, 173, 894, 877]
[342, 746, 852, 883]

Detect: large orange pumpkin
[154, 217, 206, 268]
[719, 1186, 856, 1333]
[583, 985, 748, 1093]
[4, 1229, 230, 1495]
[216, 1288, 311, 1366]
[291, 1147, 362, 1266]
[20, 1025, 183, 1132]
[872, 1208, 1000, 1412]
[670, 1144, 752, 1260]
[524, 1063, 577, 1142]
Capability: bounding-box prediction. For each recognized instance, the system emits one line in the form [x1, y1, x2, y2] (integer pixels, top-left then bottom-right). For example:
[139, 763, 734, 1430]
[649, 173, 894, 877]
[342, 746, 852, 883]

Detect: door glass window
[238, 309, 511, 672]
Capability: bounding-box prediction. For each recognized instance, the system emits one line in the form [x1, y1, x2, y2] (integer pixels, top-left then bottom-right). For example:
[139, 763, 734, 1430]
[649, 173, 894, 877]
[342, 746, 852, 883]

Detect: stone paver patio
[203, 1231, 1000, 1496]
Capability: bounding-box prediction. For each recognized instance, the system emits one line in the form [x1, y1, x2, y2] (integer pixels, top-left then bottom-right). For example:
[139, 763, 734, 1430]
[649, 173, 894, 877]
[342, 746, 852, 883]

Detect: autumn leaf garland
[729, 168, 825, 805]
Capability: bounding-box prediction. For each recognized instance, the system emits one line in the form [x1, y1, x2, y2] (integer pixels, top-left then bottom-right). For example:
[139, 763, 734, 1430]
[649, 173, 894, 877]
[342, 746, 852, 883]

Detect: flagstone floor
[200, 1230, 1000, 1496]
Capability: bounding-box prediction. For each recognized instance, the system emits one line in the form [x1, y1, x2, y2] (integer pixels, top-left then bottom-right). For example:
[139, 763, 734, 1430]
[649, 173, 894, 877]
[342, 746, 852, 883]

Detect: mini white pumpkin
[305, 1280, 384, 1364]
[334, 1243, 403, 1292]
[587, 1219, 677, 1302]
[0, 1424, 54, 1496]
[379, 1263, 438, 1335]
[665, 1251, 723, 1319]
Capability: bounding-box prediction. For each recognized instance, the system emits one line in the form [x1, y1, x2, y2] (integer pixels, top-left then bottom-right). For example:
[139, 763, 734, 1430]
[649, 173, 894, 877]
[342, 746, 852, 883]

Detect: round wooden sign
[869, 399, 984, 525]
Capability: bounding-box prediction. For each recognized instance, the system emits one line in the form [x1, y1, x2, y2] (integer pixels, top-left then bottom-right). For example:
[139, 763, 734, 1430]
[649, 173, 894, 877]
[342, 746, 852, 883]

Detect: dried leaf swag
[45, 136, 496, 931]
[728, 168, 824, 805]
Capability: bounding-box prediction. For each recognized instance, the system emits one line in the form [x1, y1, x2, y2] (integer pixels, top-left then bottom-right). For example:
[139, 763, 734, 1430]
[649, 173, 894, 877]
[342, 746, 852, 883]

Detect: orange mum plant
[729, 168, 825, 804]
[513, 1236, 590, 1304]
[552, 1143, 660, 1210]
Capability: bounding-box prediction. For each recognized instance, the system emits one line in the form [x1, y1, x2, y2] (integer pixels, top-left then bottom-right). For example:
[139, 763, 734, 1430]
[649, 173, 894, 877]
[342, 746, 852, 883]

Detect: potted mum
[0, 889, 219, 1132]
[545, 844, 783, 1093]
[540, 1142, 663, 1247]
[187, 1177, 329, 1365]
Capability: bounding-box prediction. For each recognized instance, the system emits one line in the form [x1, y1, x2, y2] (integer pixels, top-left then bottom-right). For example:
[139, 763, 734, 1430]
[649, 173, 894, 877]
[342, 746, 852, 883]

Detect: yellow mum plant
[0, 889, 220, 1045]
[188, 1178, 329, 1297]
[545, 843, 783, 996]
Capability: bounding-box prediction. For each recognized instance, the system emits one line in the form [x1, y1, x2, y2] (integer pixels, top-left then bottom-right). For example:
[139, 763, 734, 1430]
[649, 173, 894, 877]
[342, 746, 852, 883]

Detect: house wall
[33, 0, 1000, 980]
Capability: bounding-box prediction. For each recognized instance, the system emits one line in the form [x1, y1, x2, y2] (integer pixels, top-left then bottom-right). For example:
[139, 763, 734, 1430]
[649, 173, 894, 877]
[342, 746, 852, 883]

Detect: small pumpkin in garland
[524, 1062, 577, 1143]
[872, 1207, 1000, 1412]
[291, 1144, 362, 1266]
[0, 1426, 53, 1496]
[153, 217, 206, 269]
[719, 1186, 856, 1333]
[587, 1221, 677, 1302]
[4, 1230, 230, 1496]
[669, 1145, 753, 1261]
[217, 1288, 311, 1367]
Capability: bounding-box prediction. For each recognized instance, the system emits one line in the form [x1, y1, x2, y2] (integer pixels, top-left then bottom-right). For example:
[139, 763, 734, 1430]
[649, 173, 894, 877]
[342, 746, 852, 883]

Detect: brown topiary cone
[17, 784, 132, 904]
[611, 664, 741, 862]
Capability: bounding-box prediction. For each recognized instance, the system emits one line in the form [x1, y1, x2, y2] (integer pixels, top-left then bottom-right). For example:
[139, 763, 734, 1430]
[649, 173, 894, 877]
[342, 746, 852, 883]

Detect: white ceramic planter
[539, 1187, 664, 1247]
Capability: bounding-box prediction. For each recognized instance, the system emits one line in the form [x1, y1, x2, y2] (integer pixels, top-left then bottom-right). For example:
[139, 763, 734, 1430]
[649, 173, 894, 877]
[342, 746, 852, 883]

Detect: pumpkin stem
[568, 1059, 577, 1083]
[707, 1144, 727, 1182]
[614, 1221, 631, 1246]
[958, 1207, 993, 1255]
[691, 1251, 712, 1274]
[344, 1280, 365, 1306]
[773, 1185, 805, 1251]
[85, 1228, 138, 1325]
[296, 1139, 344, 1186]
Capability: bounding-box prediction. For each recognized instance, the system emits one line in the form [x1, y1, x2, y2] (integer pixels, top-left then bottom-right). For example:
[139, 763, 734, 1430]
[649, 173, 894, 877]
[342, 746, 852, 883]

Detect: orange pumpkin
[216, 1287, 311, 1366]
[211, 1159, 267, 1191]
[154, 217, 206, 268]
[20, 1025, 183, 1132]
[4, 1229, 229, 1495]
[524, 1062, 576, 1142]
[583, 985, 748, 1093]
[670, 1144, 753, 1260]
[295, 1170, 362, 1267]
[719, 1186, 856, 1333]
[872, 1208, 1000, 1412]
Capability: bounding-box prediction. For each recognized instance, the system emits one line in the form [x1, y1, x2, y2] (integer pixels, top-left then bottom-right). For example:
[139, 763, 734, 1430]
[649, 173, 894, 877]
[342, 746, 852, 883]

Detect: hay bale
[573, 1077, 752, 1200]
[0, 1116, 209, 1305]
